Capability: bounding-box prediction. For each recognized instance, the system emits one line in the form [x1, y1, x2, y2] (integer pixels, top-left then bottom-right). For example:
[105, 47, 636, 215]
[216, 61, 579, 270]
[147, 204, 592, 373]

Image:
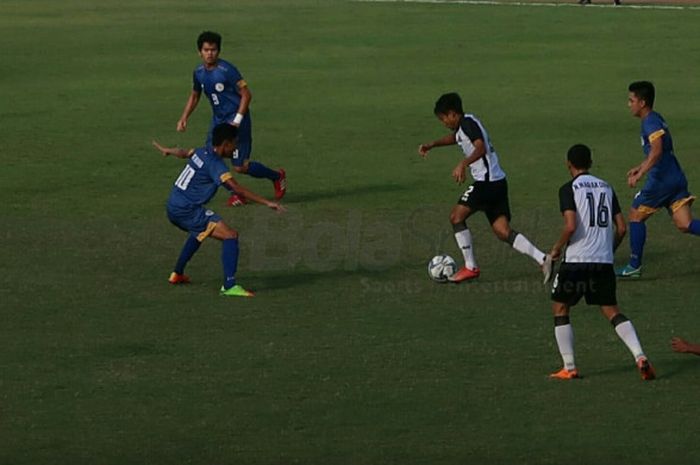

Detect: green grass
[2, 0, 700, 463]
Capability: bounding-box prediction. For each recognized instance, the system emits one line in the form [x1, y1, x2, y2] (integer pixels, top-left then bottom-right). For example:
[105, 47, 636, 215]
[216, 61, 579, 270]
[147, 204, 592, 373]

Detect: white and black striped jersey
[455, 114, 506, 182]
[559, 173, 622, 264]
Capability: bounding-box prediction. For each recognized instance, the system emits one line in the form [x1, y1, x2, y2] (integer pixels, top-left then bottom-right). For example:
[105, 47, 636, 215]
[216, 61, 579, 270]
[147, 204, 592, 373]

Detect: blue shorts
[167, 203, 222, 241]
[632, 178, 693, 215]
[206, 117, 252, 168]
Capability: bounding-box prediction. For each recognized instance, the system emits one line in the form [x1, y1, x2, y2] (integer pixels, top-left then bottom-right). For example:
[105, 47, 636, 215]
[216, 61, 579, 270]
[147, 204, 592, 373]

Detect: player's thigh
[210, 220, 238, 240]
[552, 301, 570, 317]
[583, 264, 617, 307]
[671, 203, 693, 231]
[550, 264, 584, 308]
[231, 129, 252, 169]
[628, 206, 654, 222]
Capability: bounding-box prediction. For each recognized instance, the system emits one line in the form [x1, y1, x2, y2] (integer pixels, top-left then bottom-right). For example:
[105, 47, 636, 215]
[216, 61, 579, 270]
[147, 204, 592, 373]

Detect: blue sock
[222, 238, 240, 290]
[688, 219, 700, 236]
[246, 161, 280, 181]
[174, 235, 201, 274]
[629, 221, 646, 269]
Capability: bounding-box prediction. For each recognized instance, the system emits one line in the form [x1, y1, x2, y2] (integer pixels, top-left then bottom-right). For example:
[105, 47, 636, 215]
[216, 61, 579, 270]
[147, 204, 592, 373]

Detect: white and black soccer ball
[427, 255, 457, 283]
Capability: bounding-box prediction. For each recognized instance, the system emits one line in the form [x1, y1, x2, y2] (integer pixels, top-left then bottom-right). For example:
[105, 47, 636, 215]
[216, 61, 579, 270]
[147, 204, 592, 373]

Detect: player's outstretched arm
[151, 140, 194, 159]
[177, 90, 201, 132]
[224, 178, 285, 212]
[418, 133, 457, 157]
[671, 337, 700, 356]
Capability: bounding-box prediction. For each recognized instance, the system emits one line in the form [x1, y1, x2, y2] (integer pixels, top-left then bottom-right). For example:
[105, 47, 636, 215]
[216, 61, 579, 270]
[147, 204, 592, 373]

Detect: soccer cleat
[549, 367, 580, 380]
[636, 357, 656, 381]
[273, 168, 287, 200]
[542, 254, 554, 285]
[220, 284, 255, 297]
[615, 264, 642, 278]
[227, 193, 247, 207]
[168, 272, 190, 285]
[448, 266, 480, 283]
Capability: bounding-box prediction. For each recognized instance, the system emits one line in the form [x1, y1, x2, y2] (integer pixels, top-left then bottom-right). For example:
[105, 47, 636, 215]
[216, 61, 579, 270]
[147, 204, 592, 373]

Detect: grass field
[2, 0, 700, 463]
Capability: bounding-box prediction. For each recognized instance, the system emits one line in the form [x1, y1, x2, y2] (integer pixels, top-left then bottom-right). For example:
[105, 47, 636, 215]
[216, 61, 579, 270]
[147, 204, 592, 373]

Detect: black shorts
[457, 178, 511, 224]
[550, 263, 617, 307]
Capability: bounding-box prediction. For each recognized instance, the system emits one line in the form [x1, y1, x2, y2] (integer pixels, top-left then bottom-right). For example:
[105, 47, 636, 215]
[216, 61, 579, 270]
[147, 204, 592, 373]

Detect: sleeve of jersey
[559, 184, 576, 213]
[459, 118, 484, 142]
[611, 191, 622, 216]
[643, 118, 665, 142]
[227, 64, 245, 87]
[192, 71, 201, 92]
[211, 159, 232, 185]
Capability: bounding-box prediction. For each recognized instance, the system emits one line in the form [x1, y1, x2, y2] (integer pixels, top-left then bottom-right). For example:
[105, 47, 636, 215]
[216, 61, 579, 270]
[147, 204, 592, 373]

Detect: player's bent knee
[676, 223, 690, 233]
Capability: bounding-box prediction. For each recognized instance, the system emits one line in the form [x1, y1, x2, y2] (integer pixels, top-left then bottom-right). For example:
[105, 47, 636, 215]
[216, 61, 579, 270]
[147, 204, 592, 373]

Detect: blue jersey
[192, 59, 249, 125]
[640, 111, 686, 187]
[167, 147, 233, 209]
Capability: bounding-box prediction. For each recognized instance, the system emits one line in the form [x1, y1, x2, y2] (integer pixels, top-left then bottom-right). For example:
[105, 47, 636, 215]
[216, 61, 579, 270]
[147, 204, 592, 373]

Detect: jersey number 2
[585, 192, 609, 227]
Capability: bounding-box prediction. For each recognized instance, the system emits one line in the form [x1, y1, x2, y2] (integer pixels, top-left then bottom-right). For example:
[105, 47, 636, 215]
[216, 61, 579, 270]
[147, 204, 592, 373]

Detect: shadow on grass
[282, 182, 411, 204]
[248, 265, 404, 292]
[580, 356, 699, 380]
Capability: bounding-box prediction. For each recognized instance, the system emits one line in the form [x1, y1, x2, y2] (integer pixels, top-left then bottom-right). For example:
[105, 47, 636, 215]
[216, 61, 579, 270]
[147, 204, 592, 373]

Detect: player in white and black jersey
[418, 92, 552, 283]
[548, 144, 655, 381]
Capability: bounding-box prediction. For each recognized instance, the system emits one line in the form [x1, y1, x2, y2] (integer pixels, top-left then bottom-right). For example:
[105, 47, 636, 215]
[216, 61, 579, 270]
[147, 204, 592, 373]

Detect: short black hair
[434, 92, 464, 115]
[212, 124, 238, 146]
[567, 144, 592, 170]
[197, 31, 222, 51]
[629, 81, 655, 108]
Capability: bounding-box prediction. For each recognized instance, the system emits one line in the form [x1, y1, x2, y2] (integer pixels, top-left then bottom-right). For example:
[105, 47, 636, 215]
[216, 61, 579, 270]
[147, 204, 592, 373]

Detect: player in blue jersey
[616, 81, 700, 278]
[176, 31, 286, 207]
[153, 124, 285, 297]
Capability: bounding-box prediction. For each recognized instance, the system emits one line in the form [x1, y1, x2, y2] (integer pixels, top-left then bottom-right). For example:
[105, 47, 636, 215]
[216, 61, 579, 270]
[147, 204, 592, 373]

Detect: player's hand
[671, 337, 691, 353]
[418, 143, 432, 158]
[452, 163, 466, 184]
[626, 166, 641, 178]
[176, 118, 187, 132]
[549, 246, 561, 261]
[268, 202, 286, 213]
[627, 172, 642, 188]
[152, 140, 170, 157]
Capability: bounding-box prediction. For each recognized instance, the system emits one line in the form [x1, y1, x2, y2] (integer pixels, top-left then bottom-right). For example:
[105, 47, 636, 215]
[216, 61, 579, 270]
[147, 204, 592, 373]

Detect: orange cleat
[273, 168, 287, 200]
[637, 357, 656, 381]
[168, 272, 191, 285]
[449, 266, 480, 283]
[549, 367, 580, 380]
[227, 193, 247, 207]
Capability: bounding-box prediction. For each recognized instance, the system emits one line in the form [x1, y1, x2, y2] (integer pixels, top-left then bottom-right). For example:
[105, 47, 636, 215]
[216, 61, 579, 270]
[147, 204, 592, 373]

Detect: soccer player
[153, 124, 285, 297]
[617, 81, 700, 278]
[549, 144, 655, 380]
[176, 31, 286, 207]
[418, 92, 552, 283]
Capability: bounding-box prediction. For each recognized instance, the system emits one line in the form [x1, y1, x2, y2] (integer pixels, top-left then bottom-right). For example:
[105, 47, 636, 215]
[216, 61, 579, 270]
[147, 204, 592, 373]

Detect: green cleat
[220, 284, 255, 297]
[615, 264, 642, 278]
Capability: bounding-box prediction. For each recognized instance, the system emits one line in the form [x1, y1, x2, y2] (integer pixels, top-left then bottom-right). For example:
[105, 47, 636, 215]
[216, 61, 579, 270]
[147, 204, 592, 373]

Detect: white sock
[555, 324, 576, 370]
[614, 320, 645, 361]
[512, 233, 546, 266]
[454, 228, 478, 269]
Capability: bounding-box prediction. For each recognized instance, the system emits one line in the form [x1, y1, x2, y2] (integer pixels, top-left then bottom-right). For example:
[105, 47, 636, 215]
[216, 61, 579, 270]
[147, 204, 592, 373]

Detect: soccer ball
[427, 255, 457, 283]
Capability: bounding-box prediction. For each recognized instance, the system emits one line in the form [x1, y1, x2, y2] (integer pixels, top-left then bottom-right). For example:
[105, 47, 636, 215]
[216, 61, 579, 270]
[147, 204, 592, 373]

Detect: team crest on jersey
[215, 83, 225, 92]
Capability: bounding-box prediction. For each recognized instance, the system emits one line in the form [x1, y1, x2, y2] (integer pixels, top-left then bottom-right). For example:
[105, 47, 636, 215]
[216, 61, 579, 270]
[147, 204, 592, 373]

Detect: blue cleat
[616, 264, 642, 278]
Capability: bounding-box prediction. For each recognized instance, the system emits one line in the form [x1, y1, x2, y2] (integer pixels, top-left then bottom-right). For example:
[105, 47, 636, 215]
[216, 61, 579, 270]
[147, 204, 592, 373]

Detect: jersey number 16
[585, 192, 609, 227]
